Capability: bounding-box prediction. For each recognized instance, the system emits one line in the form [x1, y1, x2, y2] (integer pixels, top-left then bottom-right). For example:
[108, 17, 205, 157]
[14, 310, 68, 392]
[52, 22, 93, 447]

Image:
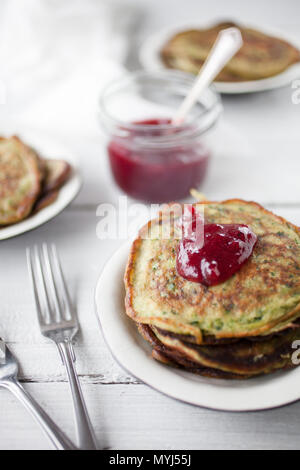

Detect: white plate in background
[0, 129, 82, 240]
[139, 22, 300, 94]
[95, 242, 300, 412]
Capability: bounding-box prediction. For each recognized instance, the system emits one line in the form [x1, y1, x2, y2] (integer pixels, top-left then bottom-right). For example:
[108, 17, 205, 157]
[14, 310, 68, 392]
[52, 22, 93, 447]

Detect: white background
[0, 0, 300, 450]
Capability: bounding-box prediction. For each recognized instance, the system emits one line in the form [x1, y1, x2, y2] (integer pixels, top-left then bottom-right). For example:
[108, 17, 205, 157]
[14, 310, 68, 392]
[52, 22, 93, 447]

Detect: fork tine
[42, 243, 63, 323]
[26, 247, 47, 327]
[51, 244, 75, 322]
[33, 245, 54, 324]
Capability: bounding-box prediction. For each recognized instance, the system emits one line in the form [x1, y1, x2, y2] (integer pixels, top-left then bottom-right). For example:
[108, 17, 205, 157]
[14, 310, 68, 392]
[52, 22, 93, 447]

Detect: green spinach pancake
[125, 199, 300, 379]
[0, 136, 72, 226]
[0, 136, 42, 225]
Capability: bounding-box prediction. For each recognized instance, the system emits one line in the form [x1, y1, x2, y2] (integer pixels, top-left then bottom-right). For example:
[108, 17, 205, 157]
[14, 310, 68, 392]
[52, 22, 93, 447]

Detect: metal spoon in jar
[172, 27, 243, 125]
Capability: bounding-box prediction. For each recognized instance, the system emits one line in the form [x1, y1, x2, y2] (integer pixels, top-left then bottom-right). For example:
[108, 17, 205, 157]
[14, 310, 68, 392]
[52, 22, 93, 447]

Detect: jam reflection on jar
[108, 118, 210, 203]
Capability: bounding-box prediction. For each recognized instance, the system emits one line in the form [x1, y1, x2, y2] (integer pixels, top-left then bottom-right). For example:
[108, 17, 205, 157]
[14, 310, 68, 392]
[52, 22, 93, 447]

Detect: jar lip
[99, 69, 223, 135]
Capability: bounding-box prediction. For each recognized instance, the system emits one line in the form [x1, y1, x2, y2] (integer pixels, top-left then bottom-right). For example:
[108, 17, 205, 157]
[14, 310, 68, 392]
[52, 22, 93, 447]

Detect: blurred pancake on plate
[161, 21, 300, 82]
[0, 136, 42, 225]
[0, 136, 72, 227]
[0, 130, 82, 240]
[33, 159, 72, 213]
[140, 21, 300, 93]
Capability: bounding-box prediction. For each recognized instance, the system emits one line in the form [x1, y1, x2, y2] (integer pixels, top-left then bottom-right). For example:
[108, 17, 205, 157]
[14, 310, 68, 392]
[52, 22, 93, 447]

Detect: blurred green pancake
[0, 136, 72, 225]
[0, 136, 42, 225]
[161, 22, 300, 81]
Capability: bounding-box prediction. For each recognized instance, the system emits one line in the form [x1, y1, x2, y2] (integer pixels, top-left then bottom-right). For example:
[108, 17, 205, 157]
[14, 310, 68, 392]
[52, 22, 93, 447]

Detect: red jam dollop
[176, 207, 257, 286]
[108, 118, 209, 203]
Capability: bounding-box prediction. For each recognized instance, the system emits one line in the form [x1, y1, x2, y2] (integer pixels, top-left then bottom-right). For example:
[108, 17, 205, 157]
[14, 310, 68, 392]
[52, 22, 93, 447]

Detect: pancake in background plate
[42, 159, 71, 194]
[33, 159, 72, 213]
[161, 22, 300, 81]
[0, 136, 72, 225]
[0, 136, 42, 225]
[124, 199, 300, 379]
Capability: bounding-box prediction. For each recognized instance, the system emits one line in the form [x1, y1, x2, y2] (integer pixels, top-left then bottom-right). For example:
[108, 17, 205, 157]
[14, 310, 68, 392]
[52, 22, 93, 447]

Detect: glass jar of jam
[99, 70, 222, 203]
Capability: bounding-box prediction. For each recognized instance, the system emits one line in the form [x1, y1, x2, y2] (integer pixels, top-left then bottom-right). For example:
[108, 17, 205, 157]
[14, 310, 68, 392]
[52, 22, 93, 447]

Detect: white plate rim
[139, 21, 300, 94]
[95, 241, 300, 412]
[0, 130, 82, 240]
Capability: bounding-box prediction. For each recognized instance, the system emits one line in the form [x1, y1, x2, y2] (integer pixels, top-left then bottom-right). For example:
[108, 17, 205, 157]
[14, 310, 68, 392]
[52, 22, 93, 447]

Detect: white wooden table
[1, 0, 300, 450]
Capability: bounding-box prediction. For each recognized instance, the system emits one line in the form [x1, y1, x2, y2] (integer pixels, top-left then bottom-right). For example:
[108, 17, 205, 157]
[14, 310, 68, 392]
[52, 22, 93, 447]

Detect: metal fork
[0, 340, 76, 450]
[27, 244, 98, 450]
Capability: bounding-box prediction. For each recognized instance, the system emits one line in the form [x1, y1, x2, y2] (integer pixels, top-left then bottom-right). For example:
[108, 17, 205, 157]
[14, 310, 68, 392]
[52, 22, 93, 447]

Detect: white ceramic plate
[139, 22, 300, 94]
[95, 241, 300, 412]
[0, 129, 82, 240]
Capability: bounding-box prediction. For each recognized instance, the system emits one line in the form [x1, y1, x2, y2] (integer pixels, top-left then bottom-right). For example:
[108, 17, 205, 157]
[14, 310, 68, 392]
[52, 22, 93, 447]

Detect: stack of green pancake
[125, 200, 300, 379]
[0, 136, 71, 226]
[161, 22, 300, 82]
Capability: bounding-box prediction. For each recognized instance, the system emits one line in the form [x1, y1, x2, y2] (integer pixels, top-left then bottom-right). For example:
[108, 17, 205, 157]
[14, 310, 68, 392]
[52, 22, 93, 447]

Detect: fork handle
[1, 379, 77, 450]
[58, 342, 98, 450]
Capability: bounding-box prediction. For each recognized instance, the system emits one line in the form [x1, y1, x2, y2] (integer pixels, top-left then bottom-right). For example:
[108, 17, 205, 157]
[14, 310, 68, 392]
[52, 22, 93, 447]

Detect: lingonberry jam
[177, 207, 257, 286]
[108, 119, 209, 203]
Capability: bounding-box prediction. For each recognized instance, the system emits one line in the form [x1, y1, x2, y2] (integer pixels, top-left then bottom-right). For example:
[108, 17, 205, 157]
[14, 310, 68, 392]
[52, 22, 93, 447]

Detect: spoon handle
[172, 27, 243, 125]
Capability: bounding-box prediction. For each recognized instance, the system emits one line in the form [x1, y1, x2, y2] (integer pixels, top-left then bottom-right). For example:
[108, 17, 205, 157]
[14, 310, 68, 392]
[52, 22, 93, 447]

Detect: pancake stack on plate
[161, 22, 300, 82]
[0, 136, 71, 227]
[125, 199, 300, 379]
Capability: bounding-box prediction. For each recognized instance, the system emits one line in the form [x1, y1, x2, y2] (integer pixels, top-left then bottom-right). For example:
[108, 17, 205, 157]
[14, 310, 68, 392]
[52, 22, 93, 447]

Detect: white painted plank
[0, 382, 300, 450]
